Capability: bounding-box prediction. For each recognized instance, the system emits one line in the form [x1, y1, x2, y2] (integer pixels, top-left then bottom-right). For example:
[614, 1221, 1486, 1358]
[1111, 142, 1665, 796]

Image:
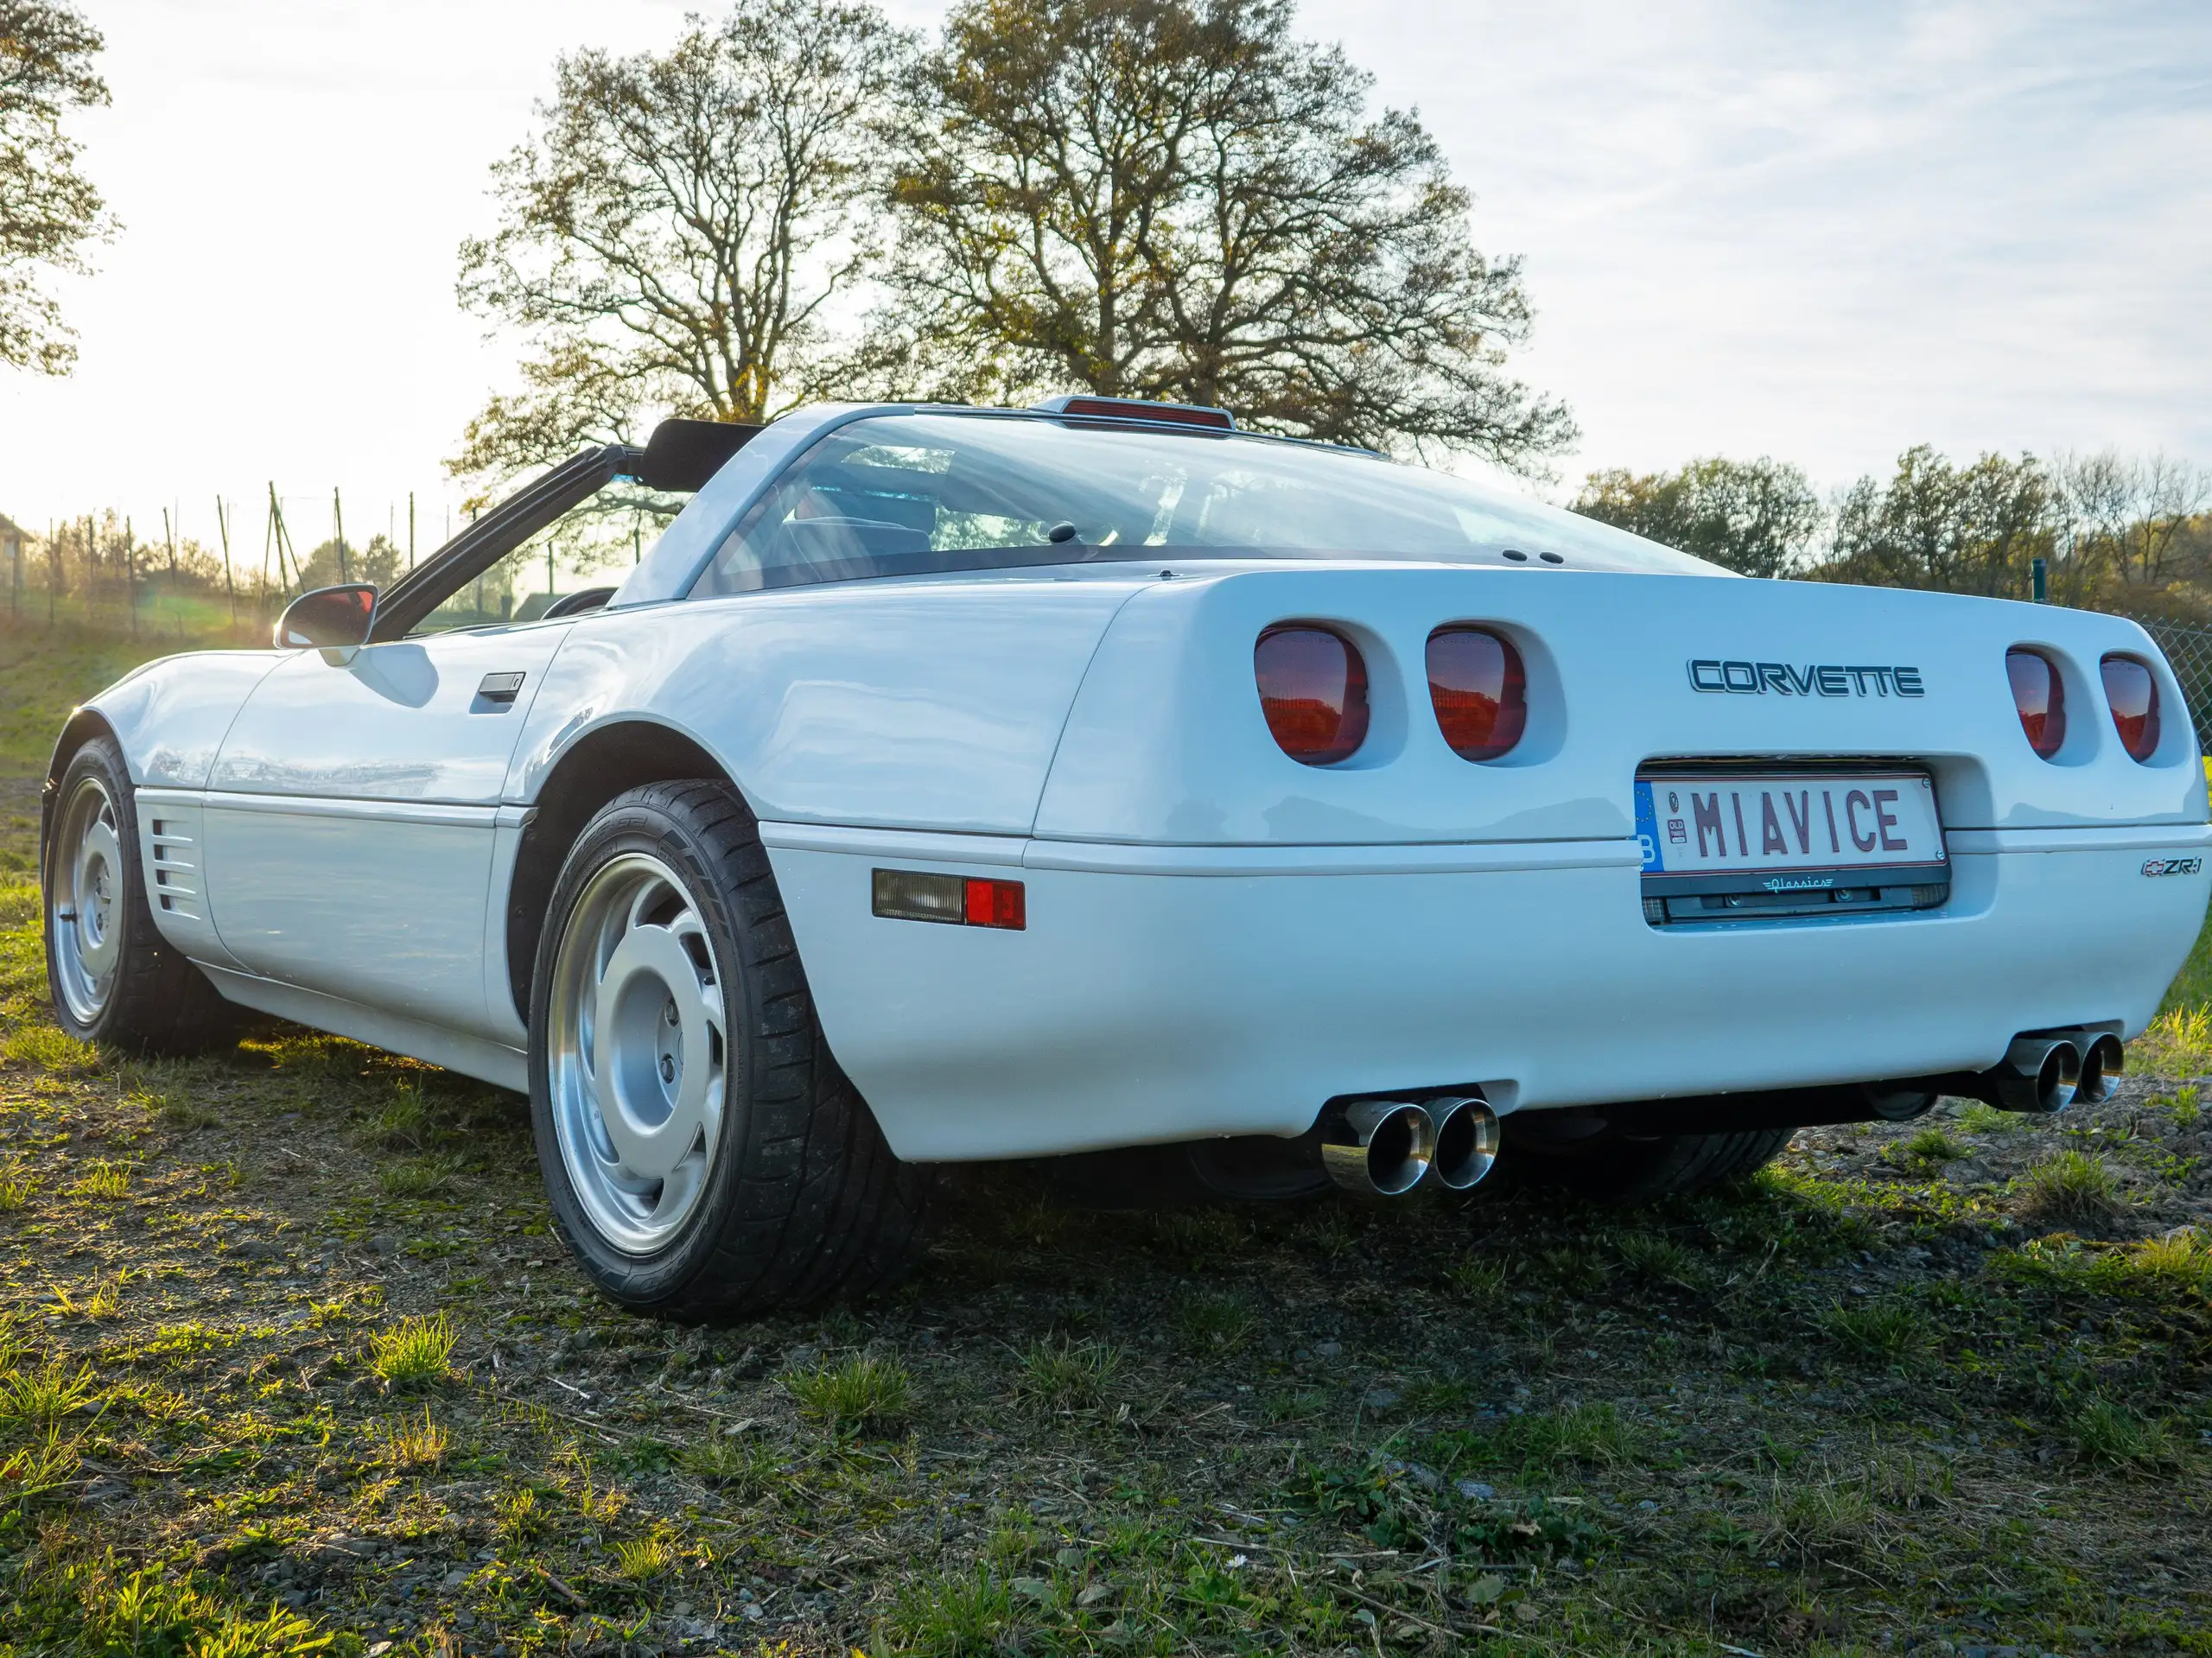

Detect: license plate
[1634, 772, 1946, 881]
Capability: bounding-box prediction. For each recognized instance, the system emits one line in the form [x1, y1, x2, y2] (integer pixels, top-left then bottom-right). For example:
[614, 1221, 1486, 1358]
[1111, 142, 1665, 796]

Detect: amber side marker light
[1255, 625, 1369, 765]
[873, 869, 1027, 931]
[2100, 655, 2160, 762]
[2006, 648, 2066, 759]
[1427, 626, 1528, 761]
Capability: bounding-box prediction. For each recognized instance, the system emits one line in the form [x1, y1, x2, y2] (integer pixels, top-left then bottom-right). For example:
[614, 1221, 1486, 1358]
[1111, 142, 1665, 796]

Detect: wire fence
[2140, 620, 2212, 753]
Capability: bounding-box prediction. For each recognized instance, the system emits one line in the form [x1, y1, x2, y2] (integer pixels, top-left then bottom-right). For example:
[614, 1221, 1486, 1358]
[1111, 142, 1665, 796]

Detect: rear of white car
[767, 560, 2211, 1161]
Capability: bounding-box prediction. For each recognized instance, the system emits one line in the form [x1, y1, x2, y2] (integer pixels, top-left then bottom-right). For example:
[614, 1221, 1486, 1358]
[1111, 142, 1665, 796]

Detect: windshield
[409, 479, 690, 636]
[693, 412, 1719, 595]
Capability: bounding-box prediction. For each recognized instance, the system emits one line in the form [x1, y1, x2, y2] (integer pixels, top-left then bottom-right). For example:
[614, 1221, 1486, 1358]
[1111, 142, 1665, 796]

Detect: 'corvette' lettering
[1688, 658, 1924, 697]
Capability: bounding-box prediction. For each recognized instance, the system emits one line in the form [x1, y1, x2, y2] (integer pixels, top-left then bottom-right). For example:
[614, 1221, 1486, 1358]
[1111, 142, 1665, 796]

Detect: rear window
[691, 413, 1719, 594]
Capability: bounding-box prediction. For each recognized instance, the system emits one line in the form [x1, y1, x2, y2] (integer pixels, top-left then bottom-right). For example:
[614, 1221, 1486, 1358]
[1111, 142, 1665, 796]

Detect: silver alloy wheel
[49, 772, 125, 1026]
[545, 851, 730, 1255]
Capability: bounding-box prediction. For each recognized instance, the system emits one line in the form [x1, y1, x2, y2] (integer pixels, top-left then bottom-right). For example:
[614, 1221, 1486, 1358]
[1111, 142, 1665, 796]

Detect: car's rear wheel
[1502, 1114, 1795, 1200]
[43, 736, 239, 1054]
[529, 778, 938, 1319]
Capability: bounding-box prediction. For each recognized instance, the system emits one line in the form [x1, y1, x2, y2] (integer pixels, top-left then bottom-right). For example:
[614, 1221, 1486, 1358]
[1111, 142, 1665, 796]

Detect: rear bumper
[764, 822, 2212, 1162]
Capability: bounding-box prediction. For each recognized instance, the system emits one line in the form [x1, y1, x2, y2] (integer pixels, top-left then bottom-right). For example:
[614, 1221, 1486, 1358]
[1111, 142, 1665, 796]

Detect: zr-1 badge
[2142, 857, 2202, 877]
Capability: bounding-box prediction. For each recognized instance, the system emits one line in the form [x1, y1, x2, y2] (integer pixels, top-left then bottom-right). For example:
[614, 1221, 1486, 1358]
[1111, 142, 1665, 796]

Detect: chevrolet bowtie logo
[1688, 660, 1925, 698]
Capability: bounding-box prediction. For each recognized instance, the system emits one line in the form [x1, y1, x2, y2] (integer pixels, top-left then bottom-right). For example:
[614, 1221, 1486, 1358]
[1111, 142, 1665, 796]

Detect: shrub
[2019, 1151, 2123, 1222]
[783, 1354, 912, 1435]
[369, 1314, 455, 1388]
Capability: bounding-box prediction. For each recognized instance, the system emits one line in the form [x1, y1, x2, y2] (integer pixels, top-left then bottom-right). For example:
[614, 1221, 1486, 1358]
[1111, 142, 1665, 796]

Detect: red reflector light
[1254, 626, 1369, 765]
[964, 877, 1027, 931]
[2101, 654, 2160, 762]
[1427, 626, 1528, 761]
[2005, 648, 2065, 759]
[873, 868, 1026, 931]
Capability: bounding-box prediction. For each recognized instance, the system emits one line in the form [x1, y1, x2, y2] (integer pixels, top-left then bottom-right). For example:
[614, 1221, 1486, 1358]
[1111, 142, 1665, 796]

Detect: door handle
[475, 671, 527, 705]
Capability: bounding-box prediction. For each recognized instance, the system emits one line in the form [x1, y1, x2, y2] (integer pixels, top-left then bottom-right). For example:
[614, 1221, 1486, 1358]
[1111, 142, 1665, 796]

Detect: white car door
[201, 622, 571, 1040]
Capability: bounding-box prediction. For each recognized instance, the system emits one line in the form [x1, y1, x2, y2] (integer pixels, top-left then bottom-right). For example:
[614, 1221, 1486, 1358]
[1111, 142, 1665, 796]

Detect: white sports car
[41, 397, 2212, 1316]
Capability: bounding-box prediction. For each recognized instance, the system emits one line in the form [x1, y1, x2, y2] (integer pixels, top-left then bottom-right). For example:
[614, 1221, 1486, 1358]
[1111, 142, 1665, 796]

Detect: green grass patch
[783, 1353, 913, 1435]
[2018, 1150, 2125, 1223]
[369, 1312, 456, 1388]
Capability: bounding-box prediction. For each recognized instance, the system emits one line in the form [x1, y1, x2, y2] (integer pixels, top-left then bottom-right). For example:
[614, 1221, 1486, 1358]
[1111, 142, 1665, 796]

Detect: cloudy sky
[1, 0, 2205, 553]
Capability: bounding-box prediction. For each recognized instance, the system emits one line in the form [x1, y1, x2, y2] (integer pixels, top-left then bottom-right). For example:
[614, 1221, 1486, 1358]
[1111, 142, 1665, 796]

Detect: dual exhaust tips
[1322, 1094, 1499, 1197]
[1984, 1031, 2125, 1115]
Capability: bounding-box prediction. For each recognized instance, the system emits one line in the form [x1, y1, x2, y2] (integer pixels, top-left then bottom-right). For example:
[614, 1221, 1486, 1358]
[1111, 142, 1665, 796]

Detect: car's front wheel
[44, 735, 239, 1054]
[529, 779, 938, 1319]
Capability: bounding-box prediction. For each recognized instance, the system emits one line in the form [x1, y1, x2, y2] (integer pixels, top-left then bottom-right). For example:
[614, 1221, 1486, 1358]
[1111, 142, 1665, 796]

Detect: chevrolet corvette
[41, 397, 2212, 1315]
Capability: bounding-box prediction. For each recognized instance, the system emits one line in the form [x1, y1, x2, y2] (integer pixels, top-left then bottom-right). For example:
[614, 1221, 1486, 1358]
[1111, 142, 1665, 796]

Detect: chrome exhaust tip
[2075, 1033, 2124, 1105]
[1421, 1094, 1501, 1191]
[1321, 1100, 1434, 1197]
[1991, 1035, 2081, 1115]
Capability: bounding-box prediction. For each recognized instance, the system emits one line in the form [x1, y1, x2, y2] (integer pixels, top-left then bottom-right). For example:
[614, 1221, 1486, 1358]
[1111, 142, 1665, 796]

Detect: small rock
[1637, 1499, 1660, 1513]
[1456, 1480, 1496, 1501]
[1382, 1458, 1439, 1490]
[1314, 1340, 1342, 1358]
[1362, 1388, 1400, 1411]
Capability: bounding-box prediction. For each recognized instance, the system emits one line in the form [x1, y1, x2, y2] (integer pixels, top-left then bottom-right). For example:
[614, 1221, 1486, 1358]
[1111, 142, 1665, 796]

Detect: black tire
[1503, 1116, 1794, 1201]
[42, 735, 239, 1055]
[527, 778, 938, 1319]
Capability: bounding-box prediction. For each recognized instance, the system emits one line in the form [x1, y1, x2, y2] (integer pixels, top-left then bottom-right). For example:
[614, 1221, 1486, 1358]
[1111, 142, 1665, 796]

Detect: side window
[407, 484, 683, 636]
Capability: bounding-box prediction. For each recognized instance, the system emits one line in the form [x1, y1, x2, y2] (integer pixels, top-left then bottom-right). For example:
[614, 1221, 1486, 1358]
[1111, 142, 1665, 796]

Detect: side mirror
[274, 583, 377, 651]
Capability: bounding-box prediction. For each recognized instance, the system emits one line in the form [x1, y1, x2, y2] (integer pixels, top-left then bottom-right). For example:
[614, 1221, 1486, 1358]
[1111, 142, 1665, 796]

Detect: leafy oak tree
[873, 0, 1573, 468]
[0, 0, 112, 374]
[453, 0, 909, 486]
[1572, 457, 1822, 578]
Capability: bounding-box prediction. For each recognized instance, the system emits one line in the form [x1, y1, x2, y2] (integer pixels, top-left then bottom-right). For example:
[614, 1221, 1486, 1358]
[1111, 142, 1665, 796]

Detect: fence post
[2031, 556, 2048, 602]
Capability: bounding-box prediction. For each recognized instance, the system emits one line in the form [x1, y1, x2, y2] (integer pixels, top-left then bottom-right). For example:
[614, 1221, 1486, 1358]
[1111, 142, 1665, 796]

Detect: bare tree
[454, 0, 910, 486]
[1573, 457, 1822, 578]
[874, 0, 1573, 469]
[2055, 450, 2212, 591]
[0, 0, 112, 374]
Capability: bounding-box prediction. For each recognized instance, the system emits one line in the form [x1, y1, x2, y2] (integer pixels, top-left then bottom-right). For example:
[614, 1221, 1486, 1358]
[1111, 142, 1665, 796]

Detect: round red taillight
[1254, 626, 1369, 765]
[2101, 654, 2160, 762]
[2006, 648, 2066, 759]
[1427, 626, 1528, 761]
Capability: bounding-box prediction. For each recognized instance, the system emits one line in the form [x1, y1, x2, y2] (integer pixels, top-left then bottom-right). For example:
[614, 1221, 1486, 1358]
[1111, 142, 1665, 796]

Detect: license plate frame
[1634, 766, 1949, 925]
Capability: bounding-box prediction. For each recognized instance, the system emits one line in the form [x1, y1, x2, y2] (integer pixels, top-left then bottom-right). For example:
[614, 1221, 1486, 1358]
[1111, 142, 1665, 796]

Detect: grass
[1, 626, 2210, 1655]
[1900, 1125, 1968, 1164]
[782, 1353, 913, 1434]
[1957, 1101, 2026, 1134]
[377, 1152, 466, 1197]
[1015, 1334, 1122, 1414]
[368, 1312, 455, 1388]
[1824, 1296, 1936, 1363]
[610, 1528, 677, 1583]
[2068, 1399, 2177, 1470]
[69, 1158, 129, 1198]
[2019, 1149, 2125, 1221]
[2139, 1003, 2212, 1075]
[376, 1406, 451, 1471]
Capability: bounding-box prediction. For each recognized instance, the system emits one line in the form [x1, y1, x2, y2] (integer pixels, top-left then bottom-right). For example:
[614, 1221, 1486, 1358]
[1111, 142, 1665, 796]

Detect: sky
[0, 0, 2206, 556]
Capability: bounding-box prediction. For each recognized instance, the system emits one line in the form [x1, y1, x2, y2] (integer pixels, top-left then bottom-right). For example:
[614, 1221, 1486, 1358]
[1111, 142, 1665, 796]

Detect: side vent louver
[148, 818, 200, 920]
